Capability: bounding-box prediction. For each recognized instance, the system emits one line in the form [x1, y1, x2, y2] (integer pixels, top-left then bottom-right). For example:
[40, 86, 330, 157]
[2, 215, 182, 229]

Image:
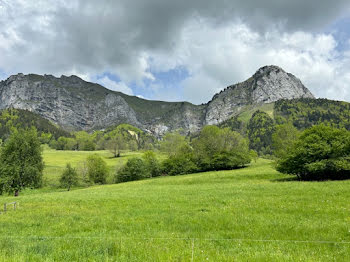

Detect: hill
[0, 108, 70, 140]
[274, 98, 350, 130]
[0, 66, 314, 136]
[0, 154, 349, 261]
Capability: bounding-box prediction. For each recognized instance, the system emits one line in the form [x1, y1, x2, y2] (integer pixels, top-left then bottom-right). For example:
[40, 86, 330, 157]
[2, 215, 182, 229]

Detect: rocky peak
[204, 65, 315, 125]
[249, 65, 314, 103]
[5, 73, 25, 84]
[254, 65, 284, 76]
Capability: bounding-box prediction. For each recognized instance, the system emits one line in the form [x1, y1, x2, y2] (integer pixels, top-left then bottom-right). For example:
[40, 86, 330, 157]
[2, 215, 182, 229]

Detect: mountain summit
[205, 65, 314, 125]
[0, 66, 314, 135]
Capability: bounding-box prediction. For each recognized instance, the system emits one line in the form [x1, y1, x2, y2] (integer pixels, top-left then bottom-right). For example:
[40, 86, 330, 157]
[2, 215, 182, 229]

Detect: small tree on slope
[0, 128, 44, 196]
[60, 163, 78, 191]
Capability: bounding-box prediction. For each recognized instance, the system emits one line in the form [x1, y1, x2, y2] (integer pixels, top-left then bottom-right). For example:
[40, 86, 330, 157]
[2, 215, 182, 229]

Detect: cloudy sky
[1, 0, 350, 104]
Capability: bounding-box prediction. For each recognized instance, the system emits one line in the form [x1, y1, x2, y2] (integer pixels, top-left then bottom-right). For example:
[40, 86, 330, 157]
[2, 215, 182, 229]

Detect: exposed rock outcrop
[0, 65, 314, 135]
[205, 65, 314, 125]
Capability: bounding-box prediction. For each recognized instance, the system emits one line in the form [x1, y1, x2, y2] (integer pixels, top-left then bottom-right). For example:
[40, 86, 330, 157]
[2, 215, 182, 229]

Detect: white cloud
[149, 20, 350, 103]
[97, 76, 134, 95]
[0, 1, 350, 103]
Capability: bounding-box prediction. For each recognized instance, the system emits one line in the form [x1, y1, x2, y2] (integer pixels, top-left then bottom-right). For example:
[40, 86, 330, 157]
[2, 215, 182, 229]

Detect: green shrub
[86, 154, 108, 184]
[60, 163, 78, 191]
[162, 155, 198, 176]
[116, 158, 147, 182]
[277, 125, 350, 180]
[272, 123, 300, 158]
[80, 140, 96, 151]
[193, 126, 251, 171]
[212, 151, 251, 170]
[142, 151, 161, 178]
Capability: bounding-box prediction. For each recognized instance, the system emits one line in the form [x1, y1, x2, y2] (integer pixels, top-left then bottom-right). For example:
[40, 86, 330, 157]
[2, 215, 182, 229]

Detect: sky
[0, 0, 350, 104]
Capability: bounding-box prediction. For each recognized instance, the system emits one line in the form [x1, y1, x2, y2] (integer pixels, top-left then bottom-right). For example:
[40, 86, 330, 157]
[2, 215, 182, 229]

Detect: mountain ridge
[0, 65, 314, 135]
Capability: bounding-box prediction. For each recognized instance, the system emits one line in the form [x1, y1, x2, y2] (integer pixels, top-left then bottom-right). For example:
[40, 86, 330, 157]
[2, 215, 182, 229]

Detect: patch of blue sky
[133, 66, 190, 101]
[91, 66, 190, 101]
[0, 69, 8, 81]
[324, 15, 350, 52]
[94, 72, 122, 83]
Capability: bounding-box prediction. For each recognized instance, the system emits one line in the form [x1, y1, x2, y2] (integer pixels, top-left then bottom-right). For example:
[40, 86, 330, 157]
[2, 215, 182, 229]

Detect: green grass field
[1, 150, 350, 261]
[42, 146, 147, 186]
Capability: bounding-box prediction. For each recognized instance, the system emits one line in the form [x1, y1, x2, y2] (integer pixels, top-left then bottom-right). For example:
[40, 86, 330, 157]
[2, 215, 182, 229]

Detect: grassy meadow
[42, 146, 148, 186]
[0, 149, 350, 261]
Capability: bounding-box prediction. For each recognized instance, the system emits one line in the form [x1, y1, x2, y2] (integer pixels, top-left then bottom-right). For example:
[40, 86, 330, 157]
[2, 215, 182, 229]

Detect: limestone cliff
[0, 65, 314, 135]
[205, 65, 314, 125]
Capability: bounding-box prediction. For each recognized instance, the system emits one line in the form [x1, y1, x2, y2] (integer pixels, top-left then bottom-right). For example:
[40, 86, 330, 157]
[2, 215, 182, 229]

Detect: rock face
[205, 65, 314, 125]
[0, 65, 314, 135]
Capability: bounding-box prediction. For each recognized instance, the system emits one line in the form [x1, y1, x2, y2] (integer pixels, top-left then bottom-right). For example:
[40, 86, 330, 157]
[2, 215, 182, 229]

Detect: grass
[237, 103, 275, 122]
[1, 153, 350, 261]
[42, 146, 147, 186]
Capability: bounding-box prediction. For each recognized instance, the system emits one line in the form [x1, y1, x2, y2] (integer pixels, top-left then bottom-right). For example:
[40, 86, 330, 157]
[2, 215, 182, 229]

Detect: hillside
[0, 155, 349, 261]
[274, 98, 350, 130]
[0, 109, 70, 140]
[0, 66, 313, 136]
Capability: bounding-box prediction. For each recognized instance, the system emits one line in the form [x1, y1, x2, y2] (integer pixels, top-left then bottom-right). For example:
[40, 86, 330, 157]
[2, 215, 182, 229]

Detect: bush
[142, 151, 161, 178]
[86, 154, 108, 184]
[161, 142, 198, 176]
[60, 163, 78, 191]
[162, 154, 198, 176]
[193, 126, 251, 171]
[272, 123, 300, 158]
[277, 125, 350, 180]
[212, 151, 252, 170]
[116, 158, 147, 182]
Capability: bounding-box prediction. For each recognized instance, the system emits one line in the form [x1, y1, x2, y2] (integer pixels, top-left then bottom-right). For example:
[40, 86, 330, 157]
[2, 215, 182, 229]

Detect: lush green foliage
[116, 126, 251, 180]
[53, 136, 78, 150]
[272, 123, 300, 158]
[1, 159, 350, 261]
[86, 154, 108, 184]
[274, 98, 350, 130]
[247, 110, 275, 155]
[0, 128, 44, 195]
[116, 157, 147, 182]
[105, 133, 127, 157]
[193, 126, 251, 171]
[103, 124, 155, 151]
[277, 125, 350, 180]
[50, 123, 156, 153]
[160, 131, 188, 156]
[59, 163, 78, 191]
[162, 151, 198, 176]
[142, 151, 161, 178]
[75, 131, 96, 151]
[218, 116, 245, 134]
[0, 109, 70, 141]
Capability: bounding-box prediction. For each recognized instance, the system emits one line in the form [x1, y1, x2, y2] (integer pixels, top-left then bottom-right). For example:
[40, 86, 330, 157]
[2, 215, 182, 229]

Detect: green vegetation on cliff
[274, 98, 350, 130]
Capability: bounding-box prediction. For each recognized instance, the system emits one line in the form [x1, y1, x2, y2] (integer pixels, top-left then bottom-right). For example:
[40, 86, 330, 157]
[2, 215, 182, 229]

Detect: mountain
[0, 65, 314, 135]
[205, 65, 314, 125]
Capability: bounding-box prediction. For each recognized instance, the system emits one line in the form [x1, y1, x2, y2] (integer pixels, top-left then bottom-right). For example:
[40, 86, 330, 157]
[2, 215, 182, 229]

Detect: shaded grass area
[1, 159, 350, 261]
